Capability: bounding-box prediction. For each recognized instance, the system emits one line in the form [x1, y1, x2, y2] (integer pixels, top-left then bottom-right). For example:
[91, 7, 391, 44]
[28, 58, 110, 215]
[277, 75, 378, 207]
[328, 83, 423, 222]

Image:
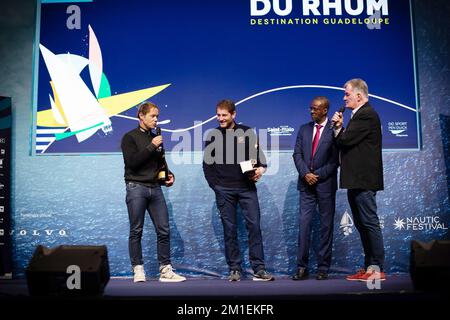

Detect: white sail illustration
[58, 52, 89, 75]
[49, 94, 64, 125]
[88, 24, 103, 98]
[339, 210, 354, 236]
[39, 44, 111, 142]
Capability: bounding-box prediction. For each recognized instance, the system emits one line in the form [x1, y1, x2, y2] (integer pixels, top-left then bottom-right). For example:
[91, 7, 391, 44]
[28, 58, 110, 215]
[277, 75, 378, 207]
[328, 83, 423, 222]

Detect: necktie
[311, 124, 322, 157]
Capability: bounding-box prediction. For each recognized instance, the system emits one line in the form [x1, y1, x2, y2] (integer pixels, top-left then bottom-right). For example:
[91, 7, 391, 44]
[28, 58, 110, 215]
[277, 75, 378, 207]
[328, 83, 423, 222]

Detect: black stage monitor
[410, 240, 450, 291]
[26, 245, 110, 296]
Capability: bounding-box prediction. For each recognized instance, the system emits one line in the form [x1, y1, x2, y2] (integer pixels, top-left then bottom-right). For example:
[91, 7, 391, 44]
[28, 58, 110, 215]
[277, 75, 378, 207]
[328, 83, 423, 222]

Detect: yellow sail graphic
[37, 83, 171, 128]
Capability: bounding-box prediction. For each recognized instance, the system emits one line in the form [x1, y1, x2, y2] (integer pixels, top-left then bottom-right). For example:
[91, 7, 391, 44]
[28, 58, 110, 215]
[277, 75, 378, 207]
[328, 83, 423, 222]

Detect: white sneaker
[159, 264, 186, 282]
[133, 265, 146, 282]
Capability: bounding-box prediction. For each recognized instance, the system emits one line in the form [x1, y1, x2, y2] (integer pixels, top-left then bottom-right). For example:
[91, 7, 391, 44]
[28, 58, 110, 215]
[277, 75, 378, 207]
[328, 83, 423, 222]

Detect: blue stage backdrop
[33, 0, 419, 154]
[6, 0, 448, 279]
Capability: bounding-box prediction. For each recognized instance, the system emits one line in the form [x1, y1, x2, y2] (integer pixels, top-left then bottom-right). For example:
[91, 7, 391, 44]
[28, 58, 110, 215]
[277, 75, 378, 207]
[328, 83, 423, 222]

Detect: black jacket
[203, 124, 267, 189]
[336, 103, 384, 191]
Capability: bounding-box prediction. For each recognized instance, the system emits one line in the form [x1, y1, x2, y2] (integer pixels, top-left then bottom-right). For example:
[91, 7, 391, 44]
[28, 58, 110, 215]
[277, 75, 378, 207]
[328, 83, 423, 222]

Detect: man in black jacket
[121, 101, 186, 283]
[203, 99, 274, 282]
[332, 79, 386, 282]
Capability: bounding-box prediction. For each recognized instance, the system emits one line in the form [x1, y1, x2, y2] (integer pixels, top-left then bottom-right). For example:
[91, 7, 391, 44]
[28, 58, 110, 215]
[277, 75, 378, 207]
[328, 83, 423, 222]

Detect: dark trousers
[214, 186, 265, 273]
[347, 189, 385, 270]
[297, 189, 336, 272]
[126, 182, 171, 267]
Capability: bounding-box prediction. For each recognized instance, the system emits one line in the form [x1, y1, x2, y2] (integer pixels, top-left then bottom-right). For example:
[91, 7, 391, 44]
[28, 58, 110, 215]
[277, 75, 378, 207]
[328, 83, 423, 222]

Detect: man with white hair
[331, 79, 386, 282]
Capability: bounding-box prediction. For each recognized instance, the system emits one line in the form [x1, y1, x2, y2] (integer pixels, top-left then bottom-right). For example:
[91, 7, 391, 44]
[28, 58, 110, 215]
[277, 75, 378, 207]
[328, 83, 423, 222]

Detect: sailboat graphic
[339, 210, 354, 236]
[39, 44, 112, 142]
[36, 25, 170, 153]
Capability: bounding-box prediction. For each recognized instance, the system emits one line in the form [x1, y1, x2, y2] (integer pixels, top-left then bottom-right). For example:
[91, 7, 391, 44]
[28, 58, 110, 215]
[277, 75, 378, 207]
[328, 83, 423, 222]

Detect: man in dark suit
[292, 96, 339, 281]
[332, 79, 386, 282]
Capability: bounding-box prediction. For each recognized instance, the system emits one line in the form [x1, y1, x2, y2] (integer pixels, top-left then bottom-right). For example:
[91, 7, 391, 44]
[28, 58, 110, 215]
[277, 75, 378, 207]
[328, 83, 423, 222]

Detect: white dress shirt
[312, 118, 328, 142]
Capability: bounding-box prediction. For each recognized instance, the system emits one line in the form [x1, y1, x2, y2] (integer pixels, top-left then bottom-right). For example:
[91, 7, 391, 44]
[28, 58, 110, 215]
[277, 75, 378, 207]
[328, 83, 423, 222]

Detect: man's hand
[331, 111, 344, 129]
[304, 173, 319, 185]
[165, 174, 174, 187]
[152, 135, 163, 148]
[250, 167, 266, 182]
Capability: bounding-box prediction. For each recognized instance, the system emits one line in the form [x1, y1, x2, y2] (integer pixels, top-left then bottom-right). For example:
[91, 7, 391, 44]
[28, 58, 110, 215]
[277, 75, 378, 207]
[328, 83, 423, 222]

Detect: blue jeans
[214, 186, 265, 273]
[126, 182, 170, 267]
[347, 189, 385, 270]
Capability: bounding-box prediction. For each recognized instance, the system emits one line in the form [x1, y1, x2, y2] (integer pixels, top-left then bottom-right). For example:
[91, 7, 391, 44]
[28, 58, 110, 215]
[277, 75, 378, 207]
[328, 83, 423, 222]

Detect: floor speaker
[410, 240, 450, 291]
[26, 245, 110, 296]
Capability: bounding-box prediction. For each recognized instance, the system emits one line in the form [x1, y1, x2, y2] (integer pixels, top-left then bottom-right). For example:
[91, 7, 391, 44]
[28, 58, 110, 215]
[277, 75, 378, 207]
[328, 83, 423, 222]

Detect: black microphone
[330, 105, 346, 129]
[155, 127, 170, 182]
[155, 127, 163, 151]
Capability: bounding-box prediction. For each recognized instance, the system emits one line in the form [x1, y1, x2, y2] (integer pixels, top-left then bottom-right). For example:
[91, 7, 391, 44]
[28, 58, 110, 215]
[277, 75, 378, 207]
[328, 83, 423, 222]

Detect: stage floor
[0, 273, 422, 299]
[1, 274, 447, 318]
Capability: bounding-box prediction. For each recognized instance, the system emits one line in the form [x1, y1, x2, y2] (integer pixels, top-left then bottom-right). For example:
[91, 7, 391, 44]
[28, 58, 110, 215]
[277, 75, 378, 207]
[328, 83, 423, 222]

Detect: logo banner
[0, 96, 12, 278]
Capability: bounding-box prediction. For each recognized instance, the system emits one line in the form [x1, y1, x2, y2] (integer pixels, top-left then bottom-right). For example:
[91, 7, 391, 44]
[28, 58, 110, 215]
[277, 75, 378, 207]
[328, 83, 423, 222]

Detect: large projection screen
[32, 0, 420, 155]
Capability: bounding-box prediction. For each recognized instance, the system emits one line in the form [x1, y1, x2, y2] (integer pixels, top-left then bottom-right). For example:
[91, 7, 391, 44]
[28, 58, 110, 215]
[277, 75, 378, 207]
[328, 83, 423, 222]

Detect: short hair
[312, 96, 329, 112]
[344, 78, 369, 99]
[216, 99, 236, 113]
[137, 101, 159, 118]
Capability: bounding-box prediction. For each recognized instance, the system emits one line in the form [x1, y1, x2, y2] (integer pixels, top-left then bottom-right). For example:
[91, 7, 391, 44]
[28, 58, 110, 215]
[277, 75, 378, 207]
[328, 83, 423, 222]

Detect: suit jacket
[293, 119, 339, 192]
[336, 102, 384, 191]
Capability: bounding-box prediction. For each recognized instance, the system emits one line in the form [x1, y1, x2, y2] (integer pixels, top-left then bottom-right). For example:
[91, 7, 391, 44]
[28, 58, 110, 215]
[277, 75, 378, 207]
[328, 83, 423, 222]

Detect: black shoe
[292, 268, 309, 280]
[253, 269, 274, 281]
[316, 271, 328, 280]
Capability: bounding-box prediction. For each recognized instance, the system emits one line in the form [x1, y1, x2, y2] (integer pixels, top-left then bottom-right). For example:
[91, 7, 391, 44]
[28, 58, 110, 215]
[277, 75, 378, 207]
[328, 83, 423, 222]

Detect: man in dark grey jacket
[203, 99, 274, 282]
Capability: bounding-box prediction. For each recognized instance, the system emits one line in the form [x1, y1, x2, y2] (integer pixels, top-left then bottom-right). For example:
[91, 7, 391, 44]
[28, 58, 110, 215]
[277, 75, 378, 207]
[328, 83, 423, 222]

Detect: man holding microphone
[121, 101, 186, 283]
[332, 79, 386, 282]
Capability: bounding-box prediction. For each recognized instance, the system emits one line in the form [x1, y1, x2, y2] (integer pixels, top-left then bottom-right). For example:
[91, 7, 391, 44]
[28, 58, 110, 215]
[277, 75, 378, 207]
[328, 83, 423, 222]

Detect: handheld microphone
[330, 105, 346, 129]
[155, 127, 170, 182]
[155, 127, 163, 151]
